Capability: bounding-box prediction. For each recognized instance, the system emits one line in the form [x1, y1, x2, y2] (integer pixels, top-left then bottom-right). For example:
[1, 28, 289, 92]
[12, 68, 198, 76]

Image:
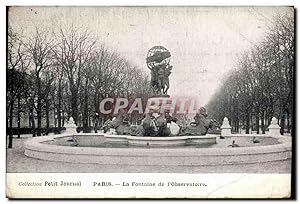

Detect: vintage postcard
[6, 6, 294, 199]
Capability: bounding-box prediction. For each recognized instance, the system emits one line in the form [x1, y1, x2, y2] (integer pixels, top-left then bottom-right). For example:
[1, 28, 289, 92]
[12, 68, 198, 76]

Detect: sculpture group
[101, 46, 220, 137]
[146, 46, 172, 95]
[102, 107, 220, 137]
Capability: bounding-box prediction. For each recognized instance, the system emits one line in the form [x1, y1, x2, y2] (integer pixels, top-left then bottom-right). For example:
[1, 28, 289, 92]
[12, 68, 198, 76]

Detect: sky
[8, 6, 292, 107]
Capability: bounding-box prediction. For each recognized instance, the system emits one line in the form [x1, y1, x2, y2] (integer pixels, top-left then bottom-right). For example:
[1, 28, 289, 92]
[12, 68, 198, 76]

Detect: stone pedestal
[65, 117, 78, 134]
[221, 117, 232, 136]
[268, 117, 281, 136]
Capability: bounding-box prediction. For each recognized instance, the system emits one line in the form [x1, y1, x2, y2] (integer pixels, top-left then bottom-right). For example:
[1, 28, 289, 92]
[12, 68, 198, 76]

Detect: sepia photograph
[5, 6, 294, 199]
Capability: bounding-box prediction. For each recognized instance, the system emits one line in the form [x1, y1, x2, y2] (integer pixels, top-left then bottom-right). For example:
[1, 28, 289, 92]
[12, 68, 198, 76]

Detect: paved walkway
[6, 138, 291, 173]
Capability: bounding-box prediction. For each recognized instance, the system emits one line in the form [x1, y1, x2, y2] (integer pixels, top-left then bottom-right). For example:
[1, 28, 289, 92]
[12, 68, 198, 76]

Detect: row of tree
[7, 26, 152, 147]
[206, 13, 294, 134]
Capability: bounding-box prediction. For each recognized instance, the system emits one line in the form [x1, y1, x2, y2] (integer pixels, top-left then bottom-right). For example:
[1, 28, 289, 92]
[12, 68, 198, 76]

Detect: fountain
[23, 46, 291, 168]
[98, 45, 219, 146]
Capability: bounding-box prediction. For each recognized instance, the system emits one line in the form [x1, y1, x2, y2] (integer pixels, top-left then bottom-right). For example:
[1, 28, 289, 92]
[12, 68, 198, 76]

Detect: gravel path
[6, 138, 291, 173]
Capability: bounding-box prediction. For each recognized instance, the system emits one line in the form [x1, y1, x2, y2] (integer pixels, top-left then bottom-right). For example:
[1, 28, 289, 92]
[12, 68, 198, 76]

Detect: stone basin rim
[24, 133, 291, 166]
[24, 133, 291, 154]
[107, 134, 217, 141]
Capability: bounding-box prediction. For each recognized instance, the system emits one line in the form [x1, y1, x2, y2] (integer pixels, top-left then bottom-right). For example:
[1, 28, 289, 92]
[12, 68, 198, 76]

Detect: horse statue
[179, 107, 213, 136]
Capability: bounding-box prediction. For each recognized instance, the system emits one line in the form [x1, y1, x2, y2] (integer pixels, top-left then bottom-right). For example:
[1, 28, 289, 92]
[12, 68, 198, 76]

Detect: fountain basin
[127, 136, 186, 147]
[109, 135, 216, 147]
[104, 134, 128, 144]
[24, 133, 291, 166]
[104, 134, 217, 147]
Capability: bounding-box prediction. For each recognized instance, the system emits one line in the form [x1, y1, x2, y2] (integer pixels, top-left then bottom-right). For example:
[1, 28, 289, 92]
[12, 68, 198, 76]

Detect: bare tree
[8, 25, 151, 138]
[206, 13, 294, 135]
[24, 29, 54, 136]
[7, 27, 28, 147]
[53, 26, 96, 125]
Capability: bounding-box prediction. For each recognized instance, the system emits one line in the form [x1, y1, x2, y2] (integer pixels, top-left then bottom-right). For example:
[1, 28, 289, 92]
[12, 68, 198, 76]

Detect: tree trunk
[46, 99, 50, 135]
[94, 93, 99, 133]
[286, 109, 290, 133]
[261, 110, 265, 134]
[268, 107, 274, 125]
[17, 94, 21, 138]
[70, 84, 78, 125]
[256, 106, 260, 134]
[28, 112, 31, 127]
[30, 102, 36, 137]
[235, 119, 239, 133]
[94, 116, 98, 133]
[31, 115, 36, 137]
[37, 77, 42, 136]
[57, 79, 62, 129]
[62, 111, 65, 127]
[53, 101, 57, 128]
[236, 101, 239, 132]
[8, 101, 14, 148]
[280, 111, 285, 135]
[83, 78, 89, 133]
[246, 112, 250, 134]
